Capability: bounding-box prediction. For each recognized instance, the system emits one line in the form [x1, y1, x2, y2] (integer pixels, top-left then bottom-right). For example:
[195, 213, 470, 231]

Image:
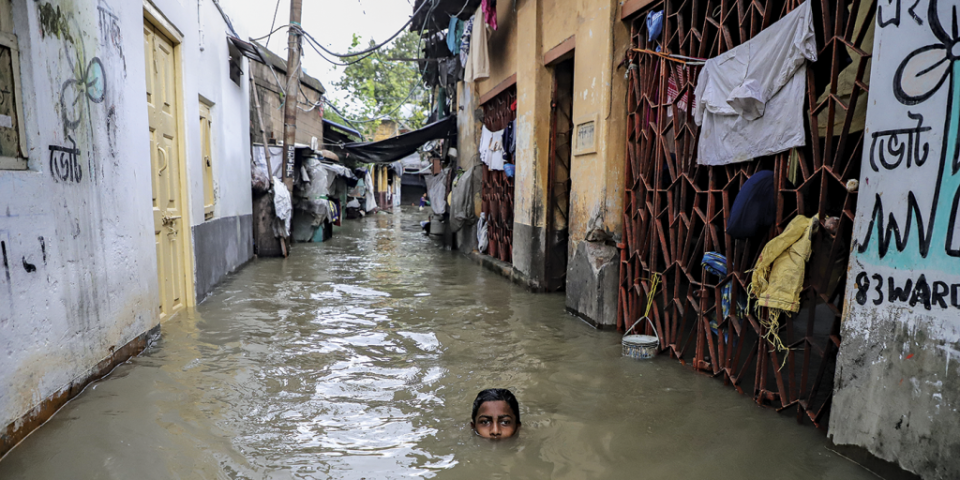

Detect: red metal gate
[618, 0, 874, 428]
[481, 87, 517, 264]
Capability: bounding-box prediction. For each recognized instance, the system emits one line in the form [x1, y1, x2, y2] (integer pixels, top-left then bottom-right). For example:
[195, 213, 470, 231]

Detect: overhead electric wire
[252, 0, 433, 58]
[312, 0, 431, 58]
[264, 0, 282, 49]
[251, 24, 291, 43]
[308, 0, 436, 125]
[247, 0, 442, 133]
[301, 32, 377, 67]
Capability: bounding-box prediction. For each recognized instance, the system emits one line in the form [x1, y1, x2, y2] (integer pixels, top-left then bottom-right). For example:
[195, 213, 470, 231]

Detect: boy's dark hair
[471, 389, 520, 425]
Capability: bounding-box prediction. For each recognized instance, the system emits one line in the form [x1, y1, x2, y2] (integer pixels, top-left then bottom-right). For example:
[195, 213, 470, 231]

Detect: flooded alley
[0, 208, 884, 479]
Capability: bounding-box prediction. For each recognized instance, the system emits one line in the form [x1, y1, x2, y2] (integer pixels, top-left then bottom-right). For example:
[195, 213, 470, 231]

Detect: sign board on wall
[573, 114, 598, 156]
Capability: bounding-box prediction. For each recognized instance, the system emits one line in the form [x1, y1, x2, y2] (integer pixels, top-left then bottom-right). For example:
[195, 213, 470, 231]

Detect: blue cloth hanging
[702, 252, 732, 321]
[647, 10, 663, 43]
[703, 251, 747, 345]
[447, 17, 464, 54]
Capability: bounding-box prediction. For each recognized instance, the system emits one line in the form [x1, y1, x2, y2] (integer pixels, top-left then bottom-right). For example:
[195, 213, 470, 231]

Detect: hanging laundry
[481, 0, 498, 30]
[479, 126, 506, 171]
[460, 16, 474, 66]
[447, 16, 464, 54]
[750, 214, 818, 351]
[726, 170, 776, 239]
[438, 58, 460, 91]
[702, 252, 733, 320]
[702, 252, 747, 345]
[646, 10, 663, 42]
[693, 1, 816, 166]
[464, 9, 490, 83]
[502, 120, 517, 162]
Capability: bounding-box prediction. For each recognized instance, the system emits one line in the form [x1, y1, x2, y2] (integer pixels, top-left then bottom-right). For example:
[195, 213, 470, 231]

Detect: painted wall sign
[853, 0, 960, 278]
[833, 2, 960, 476]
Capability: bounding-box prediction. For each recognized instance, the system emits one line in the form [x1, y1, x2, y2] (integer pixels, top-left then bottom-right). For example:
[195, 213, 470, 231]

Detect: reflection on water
[0, 209, 876, 479]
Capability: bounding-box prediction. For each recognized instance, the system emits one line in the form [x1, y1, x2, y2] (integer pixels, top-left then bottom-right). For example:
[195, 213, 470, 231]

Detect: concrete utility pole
[281, 0, 303, 192]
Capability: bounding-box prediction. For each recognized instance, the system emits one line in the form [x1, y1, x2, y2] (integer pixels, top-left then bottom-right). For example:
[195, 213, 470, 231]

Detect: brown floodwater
[0, 208, 881, 479]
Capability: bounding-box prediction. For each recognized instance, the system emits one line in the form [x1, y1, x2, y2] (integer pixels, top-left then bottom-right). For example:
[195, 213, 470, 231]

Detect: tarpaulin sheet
[450, 165, 481, 232]
[425, 168, 449, 215]
[339, 116, 456, 165]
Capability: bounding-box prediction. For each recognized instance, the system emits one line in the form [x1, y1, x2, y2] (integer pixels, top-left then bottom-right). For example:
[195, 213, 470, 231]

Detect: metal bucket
[622, 317, 660, 360]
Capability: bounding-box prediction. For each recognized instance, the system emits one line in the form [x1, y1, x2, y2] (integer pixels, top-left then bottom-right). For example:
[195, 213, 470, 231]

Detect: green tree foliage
[330, 31, 429, 139]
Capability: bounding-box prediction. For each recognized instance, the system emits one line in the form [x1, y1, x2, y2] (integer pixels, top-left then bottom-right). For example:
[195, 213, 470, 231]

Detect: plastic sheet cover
[338, 116, 456, 165]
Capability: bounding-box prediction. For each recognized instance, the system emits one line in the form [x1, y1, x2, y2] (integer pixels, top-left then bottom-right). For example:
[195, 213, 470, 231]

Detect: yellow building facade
[458, 0, 633, 327]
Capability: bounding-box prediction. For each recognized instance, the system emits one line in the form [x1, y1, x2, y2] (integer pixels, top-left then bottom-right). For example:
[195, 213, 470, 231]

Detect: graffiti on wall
[0, 236, 47, 278]
[59, 55, 106, 139]
[38, 1, 120, 160]
[877, 0, 925, 27]
[0, 232, 50, 316]
[855, 0, 960, 266]
[96, 0, 124, 72]
[852, 0, 960, 310]
[49, 137, 82, 183]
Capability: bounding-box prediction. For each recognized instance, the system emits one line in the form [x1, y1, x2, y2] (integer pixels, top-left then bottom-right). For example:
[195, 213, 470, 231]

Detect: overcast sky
[224, 0, 416, 103]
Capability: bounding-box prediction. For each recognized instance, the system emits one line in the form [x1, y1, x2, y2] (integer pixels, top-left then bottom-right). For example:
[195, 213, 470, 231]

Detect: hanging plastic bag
[477, 212, 489, 253]
[272, 177, 292, 238]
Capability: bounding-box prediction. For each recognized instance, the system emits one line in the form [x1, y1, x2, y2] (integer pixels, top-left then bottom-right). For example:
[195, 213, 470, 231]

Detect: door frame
[144, 2, 196, 309]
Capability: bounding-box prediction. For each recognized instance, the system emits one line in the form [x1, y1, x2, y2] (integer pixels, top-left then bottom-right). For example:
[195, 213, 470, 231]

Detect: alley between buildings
[0, 209, 886, 479]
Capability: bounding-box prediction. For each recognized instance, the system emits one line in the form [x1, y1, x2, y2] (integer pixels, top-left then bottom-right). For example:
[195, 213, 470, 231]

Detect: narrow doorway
[145, 20, 189, 321]
[545, 59, 574, 291]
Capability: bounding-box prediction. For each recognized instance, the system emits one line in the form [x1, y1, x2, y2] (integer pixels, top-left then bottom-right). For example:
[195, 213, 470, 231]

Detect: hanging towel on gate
[693, 0, 817, 166]
[479, 126, 506, 171]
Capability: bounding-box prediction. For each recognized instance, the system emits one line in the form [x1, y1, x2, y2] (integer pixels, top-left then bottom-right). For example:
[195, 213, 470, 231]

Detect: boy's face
[471, 400, 518, 439]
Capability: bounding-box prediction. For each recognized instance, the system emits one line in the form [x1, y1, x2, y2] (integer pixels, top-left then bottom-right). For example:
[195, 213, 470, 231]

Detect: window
[199, 101, 215, 219]
[227, 40, 242, 87]
[0, 3, 27, 170]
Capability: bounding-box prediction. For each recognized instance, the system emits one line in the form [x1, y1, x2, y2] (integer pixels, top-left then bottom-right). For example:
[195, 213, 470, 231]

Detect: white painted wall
[0, 0, 158, 428]
[0, 0, 255, 437]
[195, 0, 252, 222]
[832, 1, 960, 477]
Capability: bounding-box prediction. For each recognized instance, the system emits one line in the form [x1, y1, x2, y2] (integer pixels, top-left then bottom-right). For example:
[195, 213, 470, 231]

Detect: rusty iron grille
[481, 87, 517, 264]
[618, 0, 875, 429]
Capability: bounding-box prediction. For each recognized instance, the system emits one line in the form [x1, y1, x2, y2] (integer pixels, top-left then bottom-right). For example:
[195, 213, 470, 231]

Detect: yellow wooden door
[199, 102, 215, 219]
[145, 23, 186, 320]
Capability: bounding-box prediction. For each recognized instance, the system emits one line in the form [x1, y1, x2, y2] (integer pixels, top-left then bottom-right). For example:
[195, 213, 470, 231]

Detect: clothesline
[632, 48, 706, 66]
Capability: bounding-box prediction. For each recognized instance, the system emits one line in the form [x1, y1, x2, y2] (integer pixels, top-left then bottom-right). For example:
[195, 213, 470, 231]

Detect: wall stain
[21, 257, 36, 273]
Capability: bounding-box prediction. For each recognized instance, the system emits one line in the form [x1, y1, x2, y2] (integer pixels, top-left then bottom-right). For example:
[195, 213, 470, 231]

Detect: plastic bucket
[621, 317, 660, 360]
[622, 335, 659, 359]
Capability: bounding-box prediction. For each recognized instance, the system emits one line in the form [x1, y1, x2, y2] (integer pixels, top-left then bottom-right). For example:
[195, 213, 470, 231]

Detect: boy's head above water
[471, 389, 520, 439]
